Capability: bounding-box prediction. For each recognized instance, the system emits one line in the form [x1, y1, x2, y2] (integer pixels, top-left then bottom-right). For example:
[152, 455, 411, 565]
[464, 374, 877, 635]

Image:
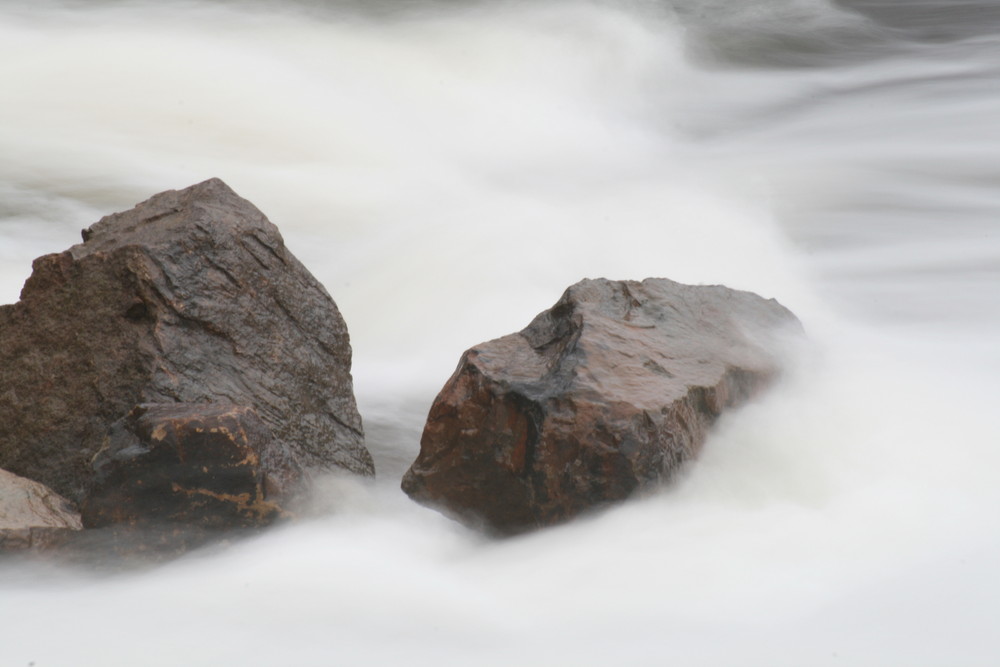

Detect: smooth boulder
[0, 178, 372, 518]
[402, 277, 800, 534]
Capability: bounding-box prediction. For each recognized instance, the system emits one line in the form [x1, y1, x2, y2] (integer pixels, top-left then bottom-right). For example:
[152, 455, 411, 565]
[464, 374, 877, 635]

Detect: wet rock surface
[402, 277, 801, 534]
[82, 403, 296, 529]
[0, 178, 372, 514]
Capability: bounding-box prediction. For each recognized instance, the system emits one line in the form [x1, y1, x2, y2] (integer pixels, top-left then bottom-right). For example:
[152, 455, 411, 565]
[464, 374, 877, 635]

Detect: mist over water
[2, 1, 999, 665]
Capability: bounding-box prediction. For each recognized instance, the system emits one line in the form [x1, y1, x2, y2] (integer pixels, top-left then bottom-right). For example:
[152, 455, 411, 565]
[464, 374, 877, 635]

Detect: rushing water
[2, 1, 999, 664]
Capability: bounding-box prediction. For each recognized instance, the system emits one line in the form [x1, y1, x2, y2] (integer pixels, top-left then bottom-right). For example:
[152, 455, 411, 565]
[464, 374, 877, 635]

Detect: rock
[402, 277, 801, 534]
[0, 467, 82, 531]
[0, 467, 82, 551]
[81, 403, 295, 529]
[0, 178, 372, 512]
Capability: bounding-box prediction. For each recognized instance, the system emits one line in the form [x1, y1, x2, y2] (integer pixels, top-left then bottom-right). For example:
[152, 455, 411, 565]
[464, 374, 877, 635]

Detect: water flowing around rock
[403, 278, 801, 534]
[2, 1, 1000, 664]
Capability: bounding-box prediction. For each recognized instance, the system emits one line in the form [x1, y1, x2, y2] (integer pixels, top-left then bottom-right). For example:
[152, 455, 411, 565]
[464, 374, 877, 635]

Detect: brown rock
[0, 178, 372, 510]
[81, 403, 294, 529]
[402, 277, 801, 534]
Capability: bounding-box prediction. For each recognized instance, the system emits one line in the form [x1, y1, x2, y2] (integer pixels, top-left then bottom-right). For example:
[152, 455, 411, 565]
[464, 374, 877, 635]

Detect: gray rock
[0, 467, 81, 551]
[0, 178, 372, 507]
[402, 277, 801, 534]
[0, 467, 82, 530]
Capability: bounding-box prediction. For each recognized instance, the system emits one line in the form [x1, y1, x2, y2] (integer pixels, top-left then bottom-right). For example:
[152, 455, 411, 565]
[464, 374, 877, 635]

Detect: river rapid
[1, 1, 999, 664]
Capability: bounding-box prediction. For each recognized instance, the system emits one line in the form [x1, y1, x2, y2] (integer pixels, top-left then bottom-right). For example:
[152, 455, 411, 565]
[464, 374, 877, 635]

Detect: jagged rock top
[1, 179, 372, 504]
[74, 178, 274, 257]
[493, 277, 800, 405]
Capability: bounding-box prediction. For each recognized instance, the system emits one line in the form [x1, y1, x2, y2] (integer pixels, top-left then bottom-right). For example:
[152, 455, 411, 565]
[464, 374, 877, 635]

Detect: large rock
[0, 467, 82, 551]
[402, 278, 800, 534]
[0, 178, 372, 513]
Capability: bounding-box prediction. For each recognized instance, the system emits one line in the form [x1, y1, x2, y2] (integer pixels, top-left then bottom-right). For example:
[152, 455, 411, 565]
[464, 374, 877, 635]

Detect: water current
[1, 1, 999, 664]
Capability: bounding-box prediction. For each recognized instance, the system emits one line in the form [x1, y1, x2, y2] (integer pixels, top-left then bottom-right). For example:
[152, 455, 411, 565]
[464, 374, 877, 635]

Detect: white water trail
[1, 1, 999, 665]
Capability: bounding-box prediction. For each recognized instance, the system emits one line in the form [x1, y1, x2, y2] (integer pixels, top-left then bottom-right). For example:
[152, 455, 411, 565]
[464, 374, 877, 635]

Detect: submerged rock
[402, 278, 800, 534]
[0, 178, 372, 522]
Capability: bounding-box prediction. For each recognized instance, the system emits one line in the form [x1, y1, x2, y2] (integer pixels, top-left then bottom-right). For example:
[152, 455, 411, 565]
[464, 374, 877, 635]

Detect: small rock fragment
[0, 467, 82, 551]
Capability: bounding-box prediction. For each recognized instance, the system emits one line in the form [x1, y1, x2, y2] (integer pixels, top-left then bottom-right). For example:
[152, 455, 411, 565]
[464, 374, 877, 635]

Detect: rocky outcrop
[82, 403, 296, 529]
[0, 467, 82, 550]
[0, 179, 372, 522]
[402, 278, 801, 534]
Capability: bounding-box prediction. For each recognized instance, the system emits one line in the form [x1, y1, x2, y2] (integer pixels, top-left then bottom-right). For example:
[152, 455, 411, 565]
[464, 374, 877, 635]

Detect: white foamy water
[2, 1, 999, 665]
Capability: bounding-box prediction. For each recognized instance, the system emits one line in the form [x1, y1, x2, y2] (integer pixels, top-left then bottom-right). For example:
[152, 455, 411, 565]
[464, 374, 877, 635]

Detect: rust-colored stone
[402, 278, 801, 534]
[81, 403, 295, 529]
